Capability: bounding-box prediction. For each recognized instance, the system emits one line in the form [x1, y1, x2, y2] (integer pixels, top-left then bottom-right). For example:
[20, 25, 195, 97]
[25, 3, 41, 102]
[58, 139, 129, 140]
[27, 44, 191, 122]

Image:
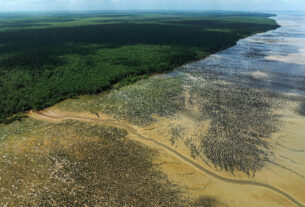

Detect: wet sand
[29, 108, 305, 207]
[30, 12, 305, 206]
[267, 53, 305, 65]
[1, 12, 305, 206]
[49, 12, 305, 206]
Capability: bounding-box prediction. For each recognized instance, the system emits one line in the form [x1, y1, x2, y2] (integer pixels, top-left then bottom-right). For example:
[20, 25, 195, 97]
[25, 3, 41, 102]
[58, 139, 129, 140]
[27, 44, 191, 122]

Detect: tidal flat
[0, 119, 219, 206]
[1, 12, 305, 207]
[52, 71, 305, 206]
[51, 12, 305, 206]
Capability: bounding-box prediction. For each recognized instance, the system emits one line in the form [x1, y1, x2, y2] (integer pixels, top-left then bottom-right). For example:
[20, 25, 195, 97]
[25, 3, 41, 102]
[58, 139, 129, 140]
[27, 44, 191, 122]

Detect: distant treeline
[0, 13, 279, 123]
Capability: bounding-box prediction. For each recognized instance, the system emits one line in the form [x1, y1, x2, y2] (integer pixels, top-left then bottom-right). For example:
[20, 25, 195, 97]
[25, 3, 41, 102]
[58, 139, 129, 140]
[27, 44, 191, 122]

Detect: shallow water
[177, 12, 305, 96]
[1, 12, 305, 207]
[31, 13, 305, 206]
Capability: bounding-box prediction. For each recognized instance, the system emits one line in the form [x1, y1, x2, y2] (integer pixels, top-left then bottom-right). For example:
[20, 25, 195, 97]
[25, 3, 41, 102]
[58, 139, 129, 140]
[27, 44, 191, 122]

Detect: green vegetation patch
[100, 76, 186, 125]
[58, 75, 186, 126]
[0, 12, 279, 123]
[0, 118, 44, 143]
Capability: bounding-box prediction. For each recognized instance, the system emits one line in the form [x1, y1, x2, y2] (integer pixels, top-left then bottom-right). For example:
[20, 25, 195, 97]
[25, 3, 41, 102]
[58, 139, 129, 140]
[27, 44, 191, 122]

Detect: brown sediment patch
[127, 109, 305, 206]
[252, 101, 305, 204]
[1, 118, 210, 206]
[59, 74, 280, 176]
[155, 149, 295, 207]
[266, 54, 305, 65]
[28, 109, 305, 207]
[27, 73, 305, 206]
[249, 71, 269, 80]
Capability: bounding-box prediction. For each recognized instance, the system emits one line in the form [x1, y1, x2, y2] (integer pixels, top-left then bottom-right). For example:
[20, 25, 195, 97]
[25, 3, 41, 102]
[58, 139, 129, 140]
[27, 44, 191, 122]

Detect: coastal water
[1, 12, 304, 207]
[178, 12, 305, 96]
[169, 13, 305, 206]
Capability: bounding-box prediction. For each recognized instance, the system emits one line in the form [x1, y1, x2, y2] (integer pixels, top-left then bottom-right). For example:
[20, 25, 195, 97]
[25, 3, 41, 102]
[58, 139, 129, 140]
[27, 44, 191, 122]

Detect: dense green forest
[0, 12, 279, 123]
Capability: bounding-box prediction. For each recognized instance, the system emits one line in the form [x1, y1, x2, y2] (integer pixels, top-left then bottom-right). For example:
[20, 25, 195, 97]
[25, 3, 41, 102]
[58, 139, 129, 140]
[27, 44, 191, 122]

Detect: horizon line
[0, 9, 303, 13]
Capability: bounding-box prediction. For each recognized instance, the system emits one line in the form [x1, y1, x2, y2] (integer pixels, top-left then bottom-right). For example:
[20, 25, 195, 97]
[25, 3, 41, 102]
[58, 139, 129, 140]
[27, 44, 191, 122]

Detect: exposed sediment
[0, 118, 215, 206]
[30, 109, 304, 207]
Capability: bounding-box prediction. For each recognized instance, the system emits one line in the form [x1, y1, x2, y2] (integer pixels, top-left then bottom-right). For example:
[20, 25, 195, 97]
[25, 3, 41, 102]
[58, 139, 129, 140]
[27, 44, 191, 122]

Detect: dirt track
[30, 109, 305, 207]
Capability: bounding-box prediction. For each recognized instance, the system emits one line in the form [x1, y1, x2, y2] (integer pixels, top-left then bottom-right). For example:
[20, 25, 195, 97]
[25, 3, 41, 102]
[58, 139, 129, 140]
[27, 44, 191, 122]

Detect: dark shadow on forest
[0, 17, 279, 122]
[0, 21, 277, 69]
[0, 18, 76, 24]
[0, 23, 50, 28]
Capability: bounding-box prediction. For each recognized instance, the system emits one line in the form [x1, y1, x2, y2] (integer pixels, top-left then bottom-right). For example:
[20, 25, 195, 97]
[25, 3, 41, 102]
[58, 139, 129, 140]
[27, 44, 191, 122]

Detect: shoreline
[1, 15, 280, 124]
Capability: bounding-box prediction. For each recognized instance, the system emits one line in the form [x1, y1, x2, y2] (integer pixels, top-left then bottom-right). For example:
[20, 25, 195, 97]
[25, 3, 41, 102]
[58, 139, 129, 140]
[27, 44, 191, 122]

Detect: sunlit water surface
[1, 12, 305, 207]
[177, 12, 305, 96]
